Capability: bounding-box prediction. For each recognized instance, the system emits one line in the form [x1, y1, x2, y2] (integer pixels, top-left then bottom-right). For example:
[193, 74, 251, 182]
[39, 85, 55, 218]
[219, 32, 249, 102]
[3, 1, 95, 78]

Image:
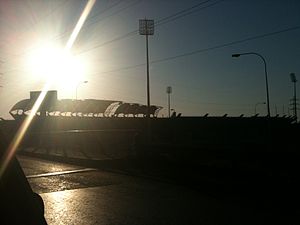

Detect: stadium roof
[10, 91, 162, 119]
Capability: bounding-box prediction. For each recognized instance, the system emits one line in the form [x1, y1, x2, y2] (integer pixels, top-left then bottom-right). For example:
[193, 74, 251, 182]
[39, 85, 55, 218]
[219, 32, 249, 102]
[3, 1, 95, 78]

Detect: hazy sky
[0, 0, 299, 119]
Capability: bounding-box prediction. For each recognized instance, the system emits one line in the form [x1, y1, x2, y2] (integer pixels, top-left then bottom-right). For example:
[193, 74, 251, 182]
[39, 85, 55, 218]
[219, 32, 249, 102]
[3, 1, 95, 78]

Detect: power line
[33, 0, 71, 27]
[155, 0, 215, 24]
[0, 2, 71, 63]
[85, 25, 300, 77]
[3, 23, 300, 77]
[156, 0, 226, 26]
[80, 24, 300, 104]
[151, 25, 300, 64]
[4, 0, 129, 59]
[0, 0, 70, 49]
[89, 63, 145, 76]
[2, 0, 223, 65]
[74, 30, 138, 55]
[75, 0, 225, 56]
[52, 0, 126, 41]
[3, 1, 299, 80]
[77, 0, 142, 32]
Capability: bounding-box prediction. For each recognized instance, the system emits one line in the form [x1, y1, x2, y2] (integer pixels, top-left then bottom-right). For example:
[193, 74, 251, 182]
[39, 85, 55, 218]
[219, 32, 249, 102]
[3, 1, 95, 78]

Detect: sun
[25, 42, 87, 89]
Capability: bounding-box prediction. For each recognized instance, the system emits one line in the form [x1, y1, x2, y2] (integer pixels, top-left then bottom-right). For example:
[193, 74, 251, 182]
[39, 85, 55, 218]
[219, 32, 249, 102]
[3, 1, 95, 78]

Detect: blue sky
[0, 0, 300, 118]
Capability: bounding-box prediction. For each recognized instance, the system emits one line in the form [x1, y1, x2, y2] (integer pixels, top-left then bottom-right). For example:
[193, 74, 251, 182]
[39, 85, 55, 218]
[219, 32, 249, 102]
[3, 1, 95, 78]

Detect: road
[17, 155, 291, 225]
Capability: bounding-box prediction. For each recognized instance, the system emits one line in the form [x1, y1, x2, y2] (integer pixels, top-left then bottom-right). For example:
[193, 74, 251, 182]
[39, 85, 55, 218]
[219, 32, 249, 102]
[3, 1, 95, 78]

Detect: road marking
[26, 168, 97, 179]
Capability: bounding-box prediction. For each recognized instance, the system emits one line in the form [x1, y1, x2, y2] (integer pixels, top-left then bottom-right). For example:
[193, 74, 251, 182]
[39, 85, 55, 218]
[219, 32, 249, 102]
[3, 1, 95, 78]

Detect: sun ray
[0, 83, 50, 177]
[66, 0, 96, 51]
[0, 0, 96, 178]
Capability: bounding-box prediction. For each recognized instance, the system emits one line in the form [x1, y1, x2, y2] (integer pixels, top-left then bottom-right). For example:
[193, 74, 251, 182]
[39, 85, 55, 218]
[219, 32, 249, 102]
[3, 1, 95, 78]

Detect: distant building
[10, 90, 162, 119]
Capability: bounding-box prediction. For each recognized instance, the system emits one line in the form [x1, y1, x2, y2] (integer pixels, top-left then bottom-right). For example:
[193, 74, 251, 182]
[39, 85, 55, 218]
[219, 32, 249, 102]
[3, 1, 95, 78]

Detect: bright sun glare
[26, 43, 87, 89]
[0, 0, 96, 179]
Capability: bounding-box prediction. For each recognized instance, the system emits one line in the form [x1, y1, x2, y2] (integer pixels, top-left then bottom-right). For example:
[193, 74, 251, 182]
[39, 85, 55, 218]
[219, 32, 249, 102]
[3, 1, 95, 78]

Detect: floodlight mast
[166, 86, 172, 118]
[290, 73, 298, 121]
[139, 19, 154, 144]
[139, 19, 154, 119]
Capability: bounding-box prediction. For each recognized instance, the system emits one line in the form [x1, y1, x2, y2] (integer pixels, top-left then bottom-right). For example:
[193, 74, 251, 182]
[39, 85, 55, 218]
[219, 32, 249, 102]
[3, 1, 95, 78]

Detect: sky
[0, 0, 300, 119]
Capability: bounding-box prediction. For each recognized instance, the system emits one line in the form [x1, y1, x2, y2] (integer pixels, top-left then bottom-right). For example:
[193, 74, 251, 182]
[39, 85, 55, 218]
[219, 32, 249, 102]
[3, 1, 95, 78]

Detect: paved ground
[18, 155, 299, 225]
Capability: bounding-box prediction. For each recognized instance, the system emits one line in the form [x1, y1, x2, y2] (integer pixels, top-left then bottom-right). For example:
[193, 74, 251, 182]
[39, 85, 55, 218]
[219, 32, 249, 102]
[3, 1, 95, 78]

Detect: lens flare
[0, 0, 96, 178]
[0, 83, 50, 177]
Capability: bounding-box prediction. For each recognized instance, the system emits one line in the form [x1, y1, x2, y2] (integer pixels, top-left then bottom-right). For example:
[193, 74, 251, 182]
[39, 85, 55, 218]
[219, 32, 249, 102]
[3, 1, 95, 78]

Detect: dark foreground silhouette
[0, 131, 47, 225]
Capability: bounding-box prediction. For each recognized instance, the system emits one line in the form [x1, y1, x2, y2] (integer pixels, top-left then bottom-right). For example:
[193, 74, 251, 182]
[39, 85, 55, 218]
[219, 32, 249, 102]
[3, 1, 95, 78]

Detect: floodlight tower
[290, 73, 298, 121]
[166, 86, 172, 118]
[139, 19, 154, 118]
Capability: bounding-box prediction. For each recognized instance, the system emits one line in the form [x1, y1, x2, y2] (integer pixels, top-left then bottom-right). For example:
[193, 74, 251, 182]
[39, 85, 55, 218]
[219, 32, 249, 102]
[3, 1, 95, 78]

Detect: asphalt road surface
[17, 155, 291, 225]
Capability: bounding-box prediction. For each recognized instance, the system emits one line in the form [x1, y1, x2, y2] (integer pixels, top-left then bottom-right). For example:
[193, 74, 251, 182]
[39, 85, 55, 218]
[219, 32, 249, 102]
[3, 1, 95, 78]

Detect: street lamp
[76, 80, 88, 100]
[254, 102, 266, 115]
[232, 52, 271, 117]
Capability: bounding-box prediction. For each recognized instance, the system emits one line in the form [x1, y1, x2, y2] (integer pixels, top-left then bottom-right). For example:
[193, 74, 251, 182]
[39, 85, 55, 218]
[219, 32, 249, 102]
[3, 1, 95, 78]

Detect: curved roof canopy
[10, 91, 162, 119]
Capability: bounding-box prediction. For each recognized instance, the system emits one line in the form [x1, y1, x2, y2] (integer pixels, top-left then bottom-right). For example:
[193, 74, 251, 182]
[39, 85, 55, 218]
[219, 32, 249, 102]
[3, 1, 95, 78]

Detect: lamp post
[232, 52, 270, 117]
[290, 73, 298, 121]
[254, 102, 266, 115]
[76, 80, 88, 100]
